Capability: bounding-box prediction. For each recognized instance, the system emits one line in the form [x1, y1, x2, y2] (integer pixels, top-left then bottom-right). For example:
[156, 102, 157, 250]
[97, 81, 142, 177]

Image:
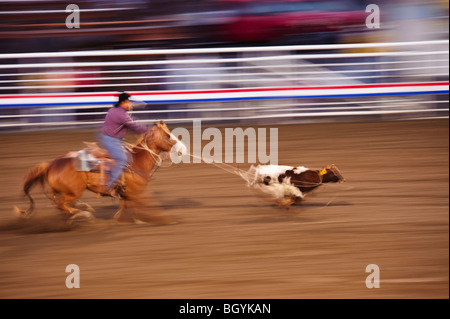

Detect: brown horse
[14, 121, 187, 224]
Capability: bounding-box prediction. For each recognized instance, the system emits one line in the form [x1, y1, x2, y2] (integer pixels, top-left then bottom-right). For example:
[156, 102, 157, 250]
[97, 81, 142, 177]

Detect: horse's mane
[130, 122, 169, 153]
[133, 134, 147, 147]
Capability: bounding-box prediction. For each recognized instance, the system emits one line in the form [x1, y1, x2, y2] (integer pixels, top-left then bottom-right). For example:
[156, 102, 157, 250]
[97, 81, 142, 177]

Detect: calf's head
[319, 164, 345, 183]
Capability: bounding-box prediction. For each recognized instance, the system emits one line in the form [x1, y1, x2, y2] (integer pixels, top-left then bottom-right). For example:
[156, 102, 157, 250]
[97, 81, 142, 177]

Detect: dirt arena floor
[0, 119, 448, 299]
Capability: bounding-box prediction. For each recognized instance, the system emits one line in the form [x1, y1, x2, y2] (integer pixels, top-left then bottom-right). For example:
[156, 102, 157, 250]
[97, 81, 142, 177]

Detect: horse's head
[320, 164, 345, 183]
[146, 120, 187, 160]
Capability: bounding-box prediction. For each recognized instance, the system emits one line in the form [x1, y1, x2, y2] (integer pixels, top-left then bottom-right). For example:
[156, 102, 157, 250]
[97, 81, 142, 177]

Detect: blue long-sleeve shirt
[101, 106, 148, 139]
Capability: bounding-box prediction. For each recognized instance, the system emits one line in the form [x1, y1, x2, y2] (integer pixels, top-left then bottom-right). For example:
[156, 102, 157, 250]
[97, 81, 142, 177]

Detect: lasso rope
[127, 140, 163, 166]
[128, 127, 327, 190]
[187, 152, 253, 181]
[123, 140, 166, 180]
[186, 152, 328, 188]
[127, 136, 346, 207]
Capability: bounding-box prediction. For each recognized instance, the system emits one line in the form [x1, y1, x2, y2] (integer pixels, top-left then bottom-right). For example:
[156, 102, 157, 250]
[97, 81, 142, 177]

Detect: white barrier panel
[0, 41, 448, 128]
[1, 82, 448, 107]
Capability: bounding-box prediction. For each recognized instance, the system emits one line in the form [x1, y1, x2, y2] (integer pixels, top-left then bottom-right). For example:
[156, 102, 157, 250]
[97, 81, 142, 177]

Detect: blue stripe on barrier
[0, 90, 448, 108]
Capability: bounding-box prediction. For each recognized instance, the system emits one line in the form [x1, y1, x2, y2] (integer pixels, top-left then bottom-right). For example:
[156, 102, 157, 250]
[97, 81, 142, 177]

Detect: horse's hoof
[112, 212, 134, 224]
[70, 211, 95, 222]
[134, 218, 178, 226]
[75, 202, 96, 214]
[111, 218, 133, 225]
[134, 219, 149, 225]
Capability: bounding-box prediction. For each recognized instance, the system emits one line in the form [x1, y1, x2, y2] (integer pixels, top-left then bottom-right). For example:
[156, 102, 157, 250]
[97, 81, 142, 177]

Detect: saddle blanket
[75, 149, 104, 172]
[66, 142, 114, 172]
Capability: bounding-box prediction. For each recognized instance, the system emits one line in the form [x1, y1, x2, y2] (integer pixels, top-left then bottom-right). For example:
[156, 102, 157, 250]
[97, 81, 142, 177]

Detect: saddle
[71, 142, 127, 193]
[73, 142, 114, 172]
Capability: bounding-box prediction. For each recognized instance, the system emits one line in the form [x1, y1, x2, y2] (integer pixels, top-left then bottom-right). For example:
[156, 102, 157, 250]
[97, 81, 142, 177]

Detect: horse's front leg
[127, 195, 177, 225]
[73, 200, 95, 214]
[112, 199, 135, 224]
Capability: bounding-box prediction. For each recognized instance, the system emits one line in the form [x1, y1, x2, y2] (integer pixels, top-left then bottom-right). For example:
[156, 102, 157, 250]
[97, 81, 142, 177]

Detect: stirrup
[97, 185, 120, 199]
[109, 188, 121, 199]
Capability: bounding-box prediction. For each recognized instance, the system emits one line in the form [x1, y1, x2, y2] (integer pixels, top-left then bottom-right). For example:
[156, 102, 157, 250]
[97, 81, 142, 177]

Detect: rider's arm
[123, 113, 148, 135]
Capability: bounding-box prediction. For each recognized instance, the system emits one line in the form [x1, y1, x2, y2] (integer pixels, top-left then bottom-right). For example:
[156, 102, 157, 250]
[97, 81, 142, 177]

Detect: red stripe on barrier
[132, 82, 450, 96]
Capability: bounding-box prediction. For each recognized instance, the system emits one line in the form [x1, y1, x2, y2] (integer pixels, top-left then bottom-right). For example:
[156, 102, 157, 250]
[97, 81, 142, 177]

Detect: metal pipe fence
[0, 40, 448, 129]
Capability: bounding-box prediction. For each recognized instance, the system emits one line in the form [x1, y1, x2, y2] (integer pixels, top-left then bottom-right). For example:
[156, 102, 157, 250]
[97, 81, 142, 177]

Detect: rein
[122, 139, 163, 180]
[123, 127, 177, 179]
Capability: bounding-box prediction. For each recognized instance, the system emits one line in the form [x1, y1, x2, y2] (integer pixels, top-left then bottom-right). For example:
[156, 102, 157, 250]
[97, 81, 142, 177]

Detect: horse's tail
[14, 162, 49, 218]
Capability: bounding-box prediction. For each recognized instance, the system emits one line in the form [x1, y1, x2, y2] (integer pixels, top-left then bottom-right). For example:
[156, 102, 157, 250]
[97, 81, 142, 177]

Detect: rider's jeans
[100, 133, 128, 188]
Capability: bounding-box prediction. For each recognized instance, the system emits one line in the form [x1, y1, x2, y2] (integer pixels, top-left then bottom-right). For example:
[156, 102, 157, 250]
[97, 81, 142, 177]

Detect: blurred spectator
[0, 0, 448, 52]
